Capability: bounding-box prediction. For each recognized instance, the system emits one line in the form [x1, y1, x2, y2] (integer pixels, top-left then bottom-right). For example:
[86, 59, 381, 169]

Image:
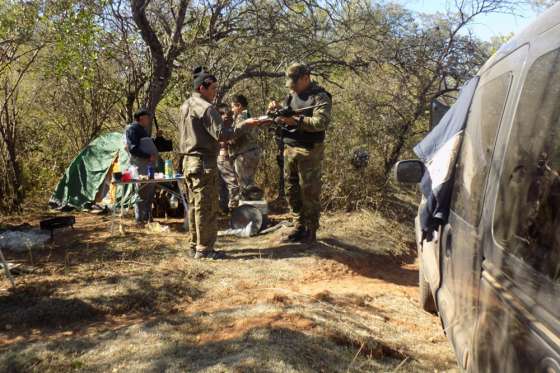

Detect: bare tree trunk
[146, 64, 172, 117]
[130, 0, 188, 134]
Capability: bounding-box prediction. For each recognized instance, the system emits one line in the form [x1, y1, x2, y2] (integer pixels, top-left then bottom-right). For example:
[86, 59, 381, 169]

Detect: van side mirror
[394, 160, 425, 183]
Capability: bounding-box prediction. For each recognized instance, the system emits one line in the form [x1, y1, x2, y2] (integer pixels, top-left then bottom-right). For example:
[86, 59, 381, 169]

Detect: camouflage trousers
[184, 156, 219, 253]
[217, 154, 240, 208]
[284, 143, 324, 232]
[234, 148, 261, 194]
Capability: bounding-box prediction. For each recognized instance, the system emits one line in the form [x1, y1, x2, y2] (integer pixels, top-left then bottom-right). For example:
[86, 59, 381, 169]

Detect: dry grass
[0, 208, 457, 372]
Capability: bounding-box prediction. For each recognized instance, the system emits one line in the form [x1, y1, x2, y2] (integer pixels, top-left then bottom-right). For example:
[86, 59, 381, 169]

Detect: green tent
[50, 132, 135, 210]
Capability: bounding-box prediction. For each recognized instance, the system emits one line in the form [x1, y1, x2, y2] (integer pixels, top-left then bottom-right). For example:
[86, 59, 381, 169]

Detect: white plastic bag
[0, 230, 50, 252]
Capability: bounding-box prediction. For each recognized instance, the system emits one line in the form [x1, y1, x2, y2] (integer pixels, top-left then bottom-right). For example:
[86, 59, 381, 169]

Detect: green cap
[285, 63, 311, 88]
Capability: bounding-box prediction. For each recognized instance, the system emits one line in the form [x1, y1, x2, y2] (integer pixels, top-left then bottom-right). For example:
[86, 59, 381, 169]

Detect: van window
[450, 72, 512, 225]
[494, 48, 560, 281]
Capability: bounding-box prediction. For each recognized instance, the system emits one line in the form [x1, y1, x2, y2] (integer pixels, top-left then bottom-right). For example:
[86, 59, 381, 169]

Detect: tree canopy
[0, 0, 524, 212]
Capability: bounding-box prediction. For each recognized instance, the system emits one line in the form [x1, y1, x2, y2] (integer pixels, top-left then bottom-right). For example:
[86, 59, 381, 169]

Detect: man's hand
[268, 100, 280, 111]
[243, 118, 262, 126]
[277, 116, 298, 127]
[243, 117, 274, 127]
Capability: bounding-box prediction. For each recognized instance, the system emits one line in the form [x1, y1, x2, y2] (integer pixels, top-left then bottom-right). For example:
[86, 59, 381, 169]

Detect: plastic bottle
[130, 165, 139, 180]
[164, 160, 173, 179]
[170, 195, 179, 209]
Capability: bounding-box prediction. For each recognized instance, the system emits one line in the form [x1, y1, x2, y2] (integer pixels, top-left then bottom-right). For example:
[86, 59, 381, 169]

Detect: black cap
[133, 109, 151, 121]
[193, 66, 217, 90]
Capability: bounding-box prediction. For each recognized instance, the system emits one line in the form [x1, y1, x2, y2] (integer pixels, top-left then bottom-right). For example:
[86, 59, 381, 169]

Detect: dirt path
[0, 210, 458, 372]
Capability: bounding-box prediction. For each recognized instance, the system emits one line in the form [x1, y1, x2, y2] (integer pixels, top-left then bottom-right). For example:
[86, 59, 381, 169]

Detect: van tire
[419, 260, 437, 313]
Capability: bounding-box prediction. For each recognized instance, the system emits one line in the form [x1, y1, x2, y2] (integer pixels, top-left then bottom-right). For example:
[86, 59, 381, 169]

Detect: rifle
[255, 102, 327, 132]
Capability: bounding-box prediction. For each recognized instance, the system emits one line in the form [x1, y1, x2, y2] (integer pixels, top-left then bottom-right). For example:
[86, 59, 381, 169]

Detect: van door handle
[442, 224, 453, 257]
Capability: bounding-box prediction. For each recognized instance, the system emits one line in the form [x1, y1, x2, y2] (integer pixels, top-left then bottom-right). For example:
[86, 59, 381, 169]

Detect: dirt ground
[0, 206, 458, 372]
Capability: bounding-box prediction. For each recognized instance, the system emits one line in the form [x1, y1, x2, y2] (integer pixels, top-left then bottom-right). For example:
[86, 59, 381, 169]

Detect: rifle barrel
[293, 103, 327, 113]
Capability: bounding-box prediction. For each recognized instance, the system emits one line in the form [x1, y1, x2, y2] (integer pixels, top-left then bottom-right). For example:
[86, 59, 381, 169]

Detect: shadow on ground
[226, 236, 418, 288]
[0, 307, 414, 373]
[0, 266, 204, 340]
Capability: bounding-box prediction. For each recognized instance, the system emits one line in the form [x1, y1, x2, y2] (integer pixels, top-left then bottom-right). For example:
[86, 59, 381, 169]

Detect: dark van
[395, 4, 560, 372]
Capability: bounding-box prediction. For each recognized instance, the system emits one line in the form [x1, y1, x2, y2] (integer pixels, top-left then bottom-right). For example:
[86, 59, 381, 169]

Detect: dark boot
[304, 229, 317, 245]
[194, 250, 227, 260]
[281, 224, 307, 243]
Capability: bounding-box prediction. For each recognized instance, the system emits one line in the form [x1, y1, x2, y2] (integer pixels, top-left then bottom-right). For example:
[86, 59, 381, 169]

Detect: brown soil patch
[197, 313, 317, 345]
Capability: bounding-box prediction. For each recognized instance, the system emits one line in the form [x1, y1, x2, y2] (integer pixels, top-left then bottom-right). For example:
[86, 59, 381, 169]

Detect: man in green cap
[269, 63, 332, 244]
[179, 67, 258, 259]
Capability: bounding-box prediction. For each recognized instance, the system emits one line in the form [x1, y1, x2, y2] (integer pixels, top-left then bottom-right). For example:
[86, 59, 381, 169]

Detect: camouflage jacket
[178, 92, 226, 163]
[229, 110, 259, 157]
[281, 82, 332, 147]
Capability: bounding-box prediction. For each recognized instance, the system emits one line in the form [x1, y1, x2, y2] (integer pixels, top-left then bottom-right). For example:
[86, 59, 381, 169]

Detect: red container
[121, 170, 132, 182]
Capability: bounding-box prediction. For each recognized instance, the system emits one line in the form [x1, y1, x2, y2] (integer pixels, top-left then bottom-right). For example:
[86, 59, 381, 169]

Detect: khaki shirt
[229, 110, 259, 157]
[178, 92, 224, 162]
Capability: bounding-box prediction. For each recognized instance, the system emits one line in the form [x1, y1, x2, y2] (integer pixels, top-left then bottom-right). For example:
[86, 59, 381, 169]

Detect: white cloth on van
[414, 77, 480, 240]
[426, 131, 463, 189]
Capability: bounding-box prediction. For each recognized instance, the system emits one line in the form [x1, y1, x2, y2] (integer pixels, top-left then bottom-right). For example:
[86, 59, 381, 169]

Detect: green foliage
[0, 0, 514, 212]
[46, 1, 102, 83]
[0, 1, 40, 42]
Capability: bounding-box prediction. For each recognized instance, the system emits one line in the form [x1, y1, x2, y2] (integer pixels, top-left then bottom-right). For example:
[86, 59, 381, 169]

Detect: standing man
[271, 63, 332, 244]
[125, 109, 157, 227]
[178, 67, 258, 259]
[229, 94, 261, 199]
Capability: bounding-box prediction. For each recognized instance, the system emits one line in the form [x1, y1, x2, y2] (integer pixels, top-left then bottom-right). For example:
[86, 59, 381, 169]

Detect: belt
[181, 153, 218, 159]
[231, 147, 259, 160]
[182, 154, 218, 168]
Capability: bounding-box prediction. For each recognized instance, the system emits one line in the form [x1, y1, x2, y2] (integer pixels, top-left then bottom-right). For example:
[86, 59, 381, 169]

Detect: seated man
[125, 109, 156, 226]
[216, 103, 241, 210]
[230, 94, 261, 199]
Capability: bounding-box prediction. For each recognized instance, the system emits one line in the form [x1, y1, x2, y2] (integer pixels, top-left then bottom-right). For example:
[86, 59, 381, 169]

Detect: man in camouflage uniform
[271, 63, 332, 244]
[216, 103, 241, 210]
[178, 68, 258, 259]
[229, 94, 261, 199]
